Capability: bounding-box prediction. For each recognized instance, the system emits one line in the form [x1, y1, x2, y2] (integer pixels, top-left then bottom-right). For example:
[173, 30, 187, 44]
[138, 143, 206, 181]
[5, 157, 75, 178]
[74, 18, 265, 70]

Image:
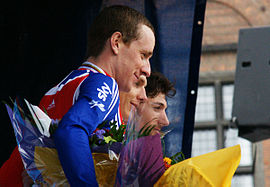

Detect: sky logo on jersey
[89, 100, 105, 112]
[97, 82, 112, 102]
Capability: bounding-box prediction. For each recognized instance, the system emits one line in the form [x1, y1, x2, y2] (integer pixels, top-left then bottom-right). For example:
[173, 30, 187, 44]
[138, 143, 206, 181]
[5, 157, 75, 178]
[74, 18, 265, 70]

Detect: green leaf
[138, 118, 158, 137]
[104, 136, 117, 144]
[138, 124, 155, 138]
[161, 138, 166, 157]
[170, 151, 185, 165]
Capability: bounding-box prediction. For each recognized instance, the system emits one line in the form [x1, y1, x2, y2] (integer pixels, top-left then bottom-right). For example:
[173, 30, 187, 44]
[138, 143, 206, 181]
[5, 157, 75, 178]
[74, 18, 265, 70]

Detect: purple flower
[95, 129, 106, 140]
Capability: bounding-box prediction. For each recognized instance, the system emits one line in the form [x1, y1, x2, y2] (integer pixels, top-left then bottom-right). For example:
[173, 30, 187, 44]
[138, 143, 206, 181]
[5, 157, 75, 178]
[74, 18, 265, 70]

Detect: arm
[54, 74, 119, 186]
[54, 123, 98, 186]
[0, 147, 24, 187]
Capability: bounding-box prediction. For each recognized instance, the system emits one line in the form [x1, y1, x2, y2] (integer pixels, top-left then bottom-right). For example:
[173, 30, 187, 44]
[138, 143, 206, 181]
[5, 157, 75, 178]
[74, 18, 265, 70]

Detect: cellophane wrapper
[5, 98, 122, 186]
[115, 106, 165, 187]
[6, 99, 69, 186]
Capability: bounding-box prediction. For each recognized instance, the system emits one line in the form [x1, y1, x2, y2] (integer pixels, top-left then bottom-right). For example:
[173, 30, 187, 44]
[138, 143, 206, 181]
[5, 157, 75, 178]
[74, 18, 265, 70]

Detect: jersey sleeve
[53, 73, 119, 186]
[59, 73, 119, 134]
[0, 147, 24, 187]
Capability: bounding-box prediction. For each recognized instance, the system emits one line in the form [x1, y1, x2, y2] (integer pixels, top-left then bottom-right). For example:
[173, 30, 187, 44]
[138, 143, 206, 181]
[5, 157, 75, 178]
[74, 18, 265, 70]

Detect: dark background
[0, 0, 102, 165]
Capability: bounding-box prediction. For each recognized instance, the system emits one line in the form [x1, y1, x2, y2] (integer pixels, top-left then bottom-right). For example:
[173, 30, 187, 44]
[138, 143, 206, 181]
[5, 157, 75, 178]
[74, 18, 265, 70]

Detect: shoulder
[79, 72, 119, 103]
[85, 72, 115, 83]
[81, 72, 118, 92]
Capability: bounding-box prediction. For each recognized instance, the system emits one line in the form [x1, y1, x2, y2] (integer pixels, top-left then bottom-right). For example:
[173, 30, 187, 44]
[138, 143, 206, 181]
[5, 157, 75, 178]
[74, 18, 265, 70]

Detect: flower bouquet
[5, 98, 164, 186]
[5, 97, 68, 185]
[115, 107, 166, 186]
[154, 145, 241, 187]
[88, 121, 125, 186]
[5, 97, 241, 187]
[5, 98, 125, 186]
[114, 107, 241, 187]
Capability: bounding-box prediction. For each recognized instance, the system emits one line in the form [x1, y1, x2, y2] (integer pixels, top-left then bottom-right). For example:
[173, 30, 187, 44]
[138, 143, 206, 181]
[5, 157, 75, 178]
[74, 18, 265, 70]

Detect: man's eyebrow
[151, 102, 167, 108]
[141, 50, 153, 57]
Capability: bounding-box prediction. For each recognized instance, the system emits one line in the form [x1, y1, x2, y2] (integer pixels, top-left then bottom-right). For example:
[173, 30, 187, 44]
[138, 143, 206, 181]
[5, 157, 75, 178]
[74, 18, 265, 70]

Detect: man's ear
[110, 32, 123, 55]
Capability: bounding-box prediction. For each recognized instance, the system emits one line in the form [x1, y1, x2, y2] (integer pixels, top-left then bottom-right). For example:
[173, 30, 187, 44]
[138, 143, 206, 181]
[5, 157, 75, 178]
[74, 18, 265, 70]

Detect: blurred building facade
[192, 0, 270, 186]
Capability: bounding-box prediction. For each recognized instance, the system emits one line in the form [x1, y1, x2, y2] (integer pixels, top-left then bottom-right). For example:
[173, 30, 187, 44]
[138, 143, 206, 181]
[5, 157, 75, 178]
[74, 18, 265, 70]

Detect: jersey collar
[80, 61, 111, 77]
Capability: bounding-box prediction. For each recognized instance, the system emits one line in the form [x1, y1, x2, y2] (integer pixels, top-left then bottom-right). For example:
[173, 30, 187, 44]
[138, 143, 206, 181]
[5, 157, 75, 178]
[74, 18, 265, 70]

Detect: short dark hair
[146, 72, 176, 98]
[86, 5, 154, 58]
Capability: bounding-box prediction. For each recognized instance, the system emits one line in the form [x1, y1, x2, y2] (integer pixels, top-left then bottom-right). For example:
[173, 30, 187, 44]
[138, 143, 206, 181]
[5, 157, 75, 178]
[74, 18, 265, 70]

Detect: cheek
[131, 54, 143, 68]
[137, 59, 145, 68]
[143, 110, 156, 125]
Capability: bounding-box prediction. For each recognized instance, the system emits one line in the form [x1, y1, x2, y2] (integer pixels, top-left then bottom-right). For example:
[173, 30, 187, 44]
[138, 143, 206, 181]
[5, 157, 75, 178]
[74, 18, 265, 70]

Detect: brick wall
[262, 139, 270, 186]
[202, 0, 270, 46]
[200, 51, 236, 73]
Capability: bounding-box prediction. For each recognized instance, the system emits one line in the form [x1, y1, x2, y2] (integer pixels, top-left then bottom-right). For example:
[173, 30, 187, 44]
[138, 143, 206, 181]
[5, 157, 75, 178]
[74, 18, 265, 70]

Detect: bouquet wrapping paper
[154, 145, 241, 187]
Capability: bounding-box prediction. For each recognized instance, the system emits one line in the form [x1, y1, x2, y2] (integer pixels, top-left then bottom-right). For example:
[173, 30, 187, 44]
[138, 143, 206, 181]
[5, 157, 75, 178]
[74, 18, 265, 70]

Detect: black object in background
[232, 26, 270, 142]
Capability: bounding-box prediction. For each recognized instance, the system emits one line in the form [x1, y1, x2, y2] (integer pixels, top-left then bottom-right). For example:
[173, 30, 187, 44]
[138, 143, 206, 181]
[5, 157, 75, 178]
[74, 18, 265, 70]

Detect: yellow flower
[163, 157, 172, 165]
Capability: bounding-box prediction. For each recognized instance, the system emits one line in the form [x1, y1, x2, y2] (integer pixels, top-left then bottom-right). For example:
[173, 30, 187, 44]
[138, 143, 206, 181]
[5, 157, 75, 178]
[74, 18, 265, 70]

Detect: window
[225, 128, 253, 166]
[231, 174, 254, 187]
[192, 129, 217, 157]
[192, 79, 254, 187]
[195, 86, 215, 122]
[222, 84, 234, 119]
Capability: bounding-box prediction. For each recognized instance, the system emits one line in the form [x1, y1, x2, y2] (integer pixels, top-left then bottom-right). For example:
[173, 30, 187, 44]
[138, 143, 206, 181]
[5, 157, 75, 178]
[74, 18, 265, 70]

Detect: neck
[86, 40, 117, 79]
[86, 56, 115, 78]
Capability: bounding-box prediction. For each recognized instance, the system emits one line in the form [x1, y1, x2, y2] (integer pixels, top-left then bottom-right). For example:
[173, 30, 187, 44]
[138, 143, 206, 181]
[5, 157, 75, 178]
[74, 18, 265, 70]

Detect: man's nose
[141, 60, 151, 77]
[135, 76, 147, 102]
[137, 88, 147, 102]
[161, 112, 169, 127]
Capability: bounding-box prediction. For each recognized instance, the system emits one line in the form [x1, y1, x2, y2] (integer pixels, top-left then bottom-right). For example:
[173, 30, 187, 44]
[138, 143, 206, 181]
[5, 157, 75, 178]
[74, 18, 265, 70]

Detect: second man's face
[120, 85, 170, 135]
[137, 93, 169, 136]
[120, 76, 147, 124]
